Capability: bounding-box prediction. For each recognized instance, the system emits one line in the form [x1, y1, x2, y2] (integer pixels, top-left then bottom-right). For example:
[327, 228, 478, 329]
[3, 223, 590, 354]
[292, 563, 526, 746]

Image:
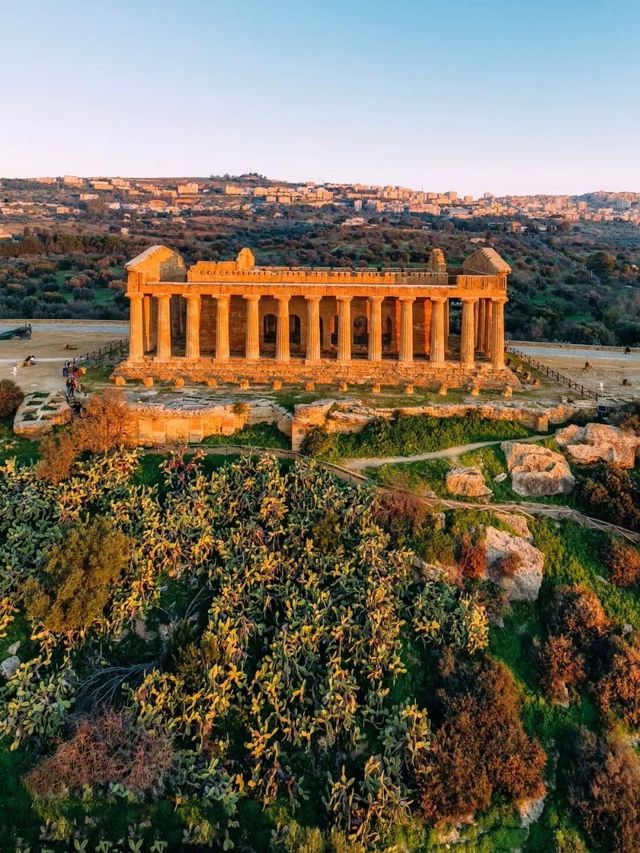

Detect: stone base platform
[113, 356, 521, 392]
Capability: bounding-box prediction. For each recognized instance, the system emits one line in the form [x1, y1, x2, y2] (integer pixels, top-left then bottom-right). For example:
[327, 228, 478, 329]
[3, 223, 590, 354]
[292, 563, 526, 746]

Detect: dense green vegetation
[0, 450, 497, 850]
[1, 390, 640, 849]
[199, 422, 289, 449]
[303, 413, 533, 463]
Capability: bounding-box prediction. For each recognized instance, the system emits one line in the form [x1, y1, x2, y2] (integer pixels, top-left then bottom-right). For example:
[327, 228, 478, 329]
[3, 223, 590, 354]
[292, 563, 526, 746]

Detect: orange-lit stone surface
[116, 245, 516, 390]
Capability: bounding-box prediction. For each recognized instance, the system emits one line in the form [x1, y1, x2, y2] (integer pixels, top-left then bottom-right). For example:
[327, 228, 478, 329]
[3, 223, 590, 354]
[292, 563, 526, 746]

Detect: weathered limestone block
[556, 422, 640, 469]
[14, 392, 72, 438]
[0, 656, 20, 679]
[445, 467, 492, 498]
[502, 441, 575, 496]
[484, 526, 544, 601]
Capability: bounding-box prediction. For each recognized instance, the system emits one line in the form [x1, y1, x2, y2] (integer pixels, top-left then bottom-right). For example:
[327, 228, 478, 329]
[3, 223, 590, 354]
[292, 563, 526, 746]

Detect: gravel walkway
[343, 432, 550, 471]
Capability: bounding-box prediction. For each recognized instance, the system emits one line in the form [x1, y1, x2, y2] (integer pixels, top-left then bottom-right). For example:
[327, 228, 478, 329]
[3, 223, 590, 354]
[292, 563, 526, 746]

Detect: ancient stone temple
[115, 244, 518, 390]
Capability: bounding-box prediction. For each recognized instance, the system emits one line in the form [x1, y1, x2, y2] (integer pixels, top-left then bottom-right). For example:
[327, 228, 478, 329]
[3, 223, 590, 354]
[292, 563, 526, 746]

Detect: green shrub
[302, 413, 532, 462]
[0, 380, 24, 420]
[24, 517, 132, 634]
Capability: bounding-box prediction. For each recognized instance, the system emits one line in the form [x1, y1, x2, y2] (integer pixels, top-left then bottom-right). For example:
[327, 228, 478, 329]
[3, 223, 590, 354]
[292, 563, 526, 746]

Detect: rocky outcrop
[13, 391, 72, 438]
[445, 466, 492, 498]
[556, 422, 640, 469]
[290, 399, 590, 452]
[484, 526, 544, 601]
[502, 442, 575, 496]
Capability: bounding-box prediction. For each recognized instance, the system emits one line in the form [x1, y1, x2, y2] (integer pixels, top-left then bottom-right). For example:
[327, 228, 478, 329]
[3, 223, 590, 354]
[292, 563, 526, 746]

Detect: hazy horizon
[2, 0, 639, 196]
[4, 172, 638, 200]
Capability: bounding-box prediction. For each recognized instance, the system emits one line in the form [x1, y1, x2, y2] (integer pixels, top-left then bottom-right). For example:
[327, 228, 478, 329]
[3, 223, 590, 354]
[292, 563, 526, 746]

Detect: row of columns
[128, 293, 506, 368]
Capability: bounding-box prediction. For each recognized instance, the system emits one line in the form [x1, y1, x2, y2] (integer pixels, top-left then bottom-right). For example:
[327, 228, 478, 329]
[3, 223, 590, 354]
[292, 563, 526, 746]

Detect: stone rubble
[13, 391, 72, 438]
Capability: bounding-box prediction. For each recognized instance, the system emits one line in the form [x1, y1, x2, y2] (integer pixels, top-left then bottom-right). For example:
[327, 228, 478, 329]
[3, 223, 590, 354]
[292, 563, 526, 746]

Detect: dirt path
[342, 432, 550, 471]
[139, 443, 640, 543]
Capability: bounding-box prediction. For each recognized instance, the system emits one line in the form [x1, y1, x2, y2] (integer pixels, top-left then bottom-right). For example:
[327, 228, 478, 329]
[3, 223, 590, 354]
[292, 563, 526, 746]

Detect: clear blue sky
[2, 0, 639, 195]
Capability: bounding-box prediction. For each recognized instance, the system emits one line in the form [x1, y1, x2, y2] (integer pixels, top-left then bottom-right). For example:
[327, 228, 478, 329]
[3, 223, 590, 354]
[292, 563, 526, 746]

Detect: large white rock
[484, 526, 544, 601]
[0, 655, 20, 679]
[502, 442, 575, 496]
[556, 422, 640, 469]
[445, 466, 492, 498]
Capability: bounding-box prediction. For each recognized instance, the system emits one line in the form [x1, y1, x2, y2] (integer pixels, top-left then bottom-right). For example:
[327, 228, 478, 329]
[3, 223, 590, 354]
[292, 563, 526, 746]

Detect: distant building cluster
[1, 175, 640, 235]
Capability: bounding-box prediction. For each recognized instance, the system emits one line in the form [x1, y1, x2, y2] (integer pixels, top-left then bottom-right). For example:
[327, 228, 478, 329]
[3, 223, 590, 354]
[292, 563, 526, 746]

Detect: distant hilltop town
[1, 174, 640, 233]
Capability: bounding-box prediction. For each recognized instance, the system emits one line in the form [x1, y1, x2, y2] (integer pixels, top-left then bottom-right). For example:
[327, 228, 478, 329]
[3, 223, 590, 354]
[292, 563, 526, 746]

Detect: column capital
[430, 295, 448, 304]
[368, 295, 385, 304]
[305, 294, 322, 303]
[461, 295, 478, 304]
[184, 292, 201, 301]
[490, 296, 508, 305]
[398, 295, 416, 304]
[127, 292, 143, 301]
[243, 293, 261, 302]
[336, 294, 353, 303]
[215, 293, 230, 303]
[275, 293, 290, 303]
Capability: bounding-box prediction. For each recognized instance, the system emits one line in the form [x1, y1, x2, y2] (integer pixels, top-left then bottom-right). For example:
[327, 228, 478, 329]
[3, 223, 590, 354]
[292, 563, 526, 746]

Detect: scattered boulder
[484, 526, 544, 601]
[445, 466, 492, 499]
[494, 512, 532, 541]
[556, 422, 640, 469]
[519, 795, 546, 827]
[502, 442, 575, 496]
[1, 655, 20, 679]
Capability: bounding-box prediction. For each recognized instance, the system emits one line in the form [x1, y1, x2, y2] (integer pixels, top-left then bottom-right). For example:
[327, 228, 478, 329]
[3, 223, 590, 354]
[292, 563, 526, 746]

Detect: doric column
[430, 297, 446, 365]
[305, 295, 322, 362]
[477, 299, 486, 353]
[484, 299, 493, 354]
[275, 295, 290, 362]
[423, 298, 432, 355]
[368, 296, 383, 361]
[128, 293, 144, 361]
[444, 299, 450, 346]
[490, 298, 506, 368]
[215, 295, 230, 361]
[142, 295, 153, 353]
[149, 296, 158, 351]
[156, 294, 172, 361]
[398, 296, 415, 363]
[460, 297, 476, 366]
[336, 296, 352, 362]
[185, 294, 201, 359]
[245, 294, 260, 360]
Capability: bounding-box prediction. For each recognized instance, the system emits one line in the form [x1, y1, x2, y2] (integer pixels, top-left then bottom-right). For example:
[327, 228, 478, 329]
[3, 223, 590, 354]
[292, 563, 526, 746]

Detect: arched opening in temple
[353, 315, 368, 346]
[382, 316, 393, 350]
[263, 313, 277, 344]
[289, 314, 301, 346]
[169, 295, 185, 356]
[330, 315, 339, 346]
